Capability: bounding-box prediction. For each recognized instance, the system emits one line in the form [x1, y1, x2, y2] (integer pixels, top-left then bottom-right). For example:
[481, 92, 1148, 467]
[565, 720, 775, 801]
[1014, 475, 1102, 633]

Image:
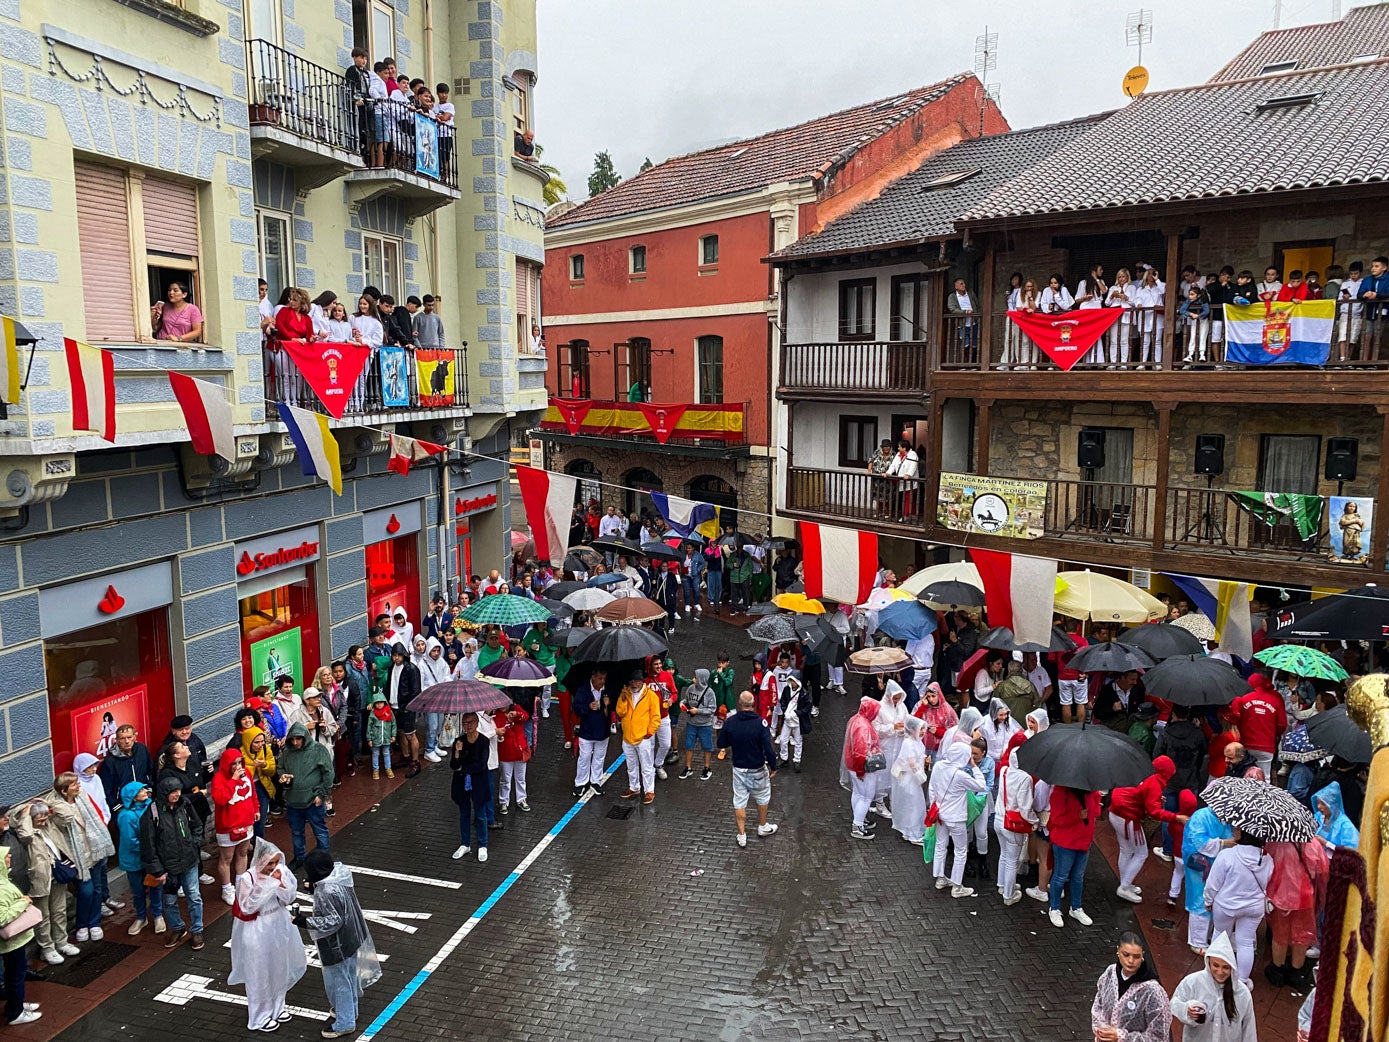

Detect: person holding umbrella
[571, 666, 610, 796]
[1047, 783, 1103, 928]
[1204, 831, 1273, 987]
[449, 712, 492, 862]
[1263, 836, 1328, 990]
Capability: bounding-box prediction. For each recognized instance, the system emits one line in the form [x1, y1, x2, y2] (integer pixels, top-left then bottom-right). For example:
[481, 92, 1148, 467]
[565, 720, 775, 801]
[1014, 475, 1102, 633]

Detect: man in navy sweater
[716, 692, 779, 848]
[572, 667, 610, 797]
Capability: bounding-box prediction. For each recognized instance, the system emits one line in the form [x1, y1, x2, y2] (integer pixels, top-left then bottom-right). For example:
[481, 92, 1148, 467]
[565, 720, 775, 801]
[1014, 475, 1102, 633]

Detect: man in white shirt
[257, 278, 274, 333]
[598, 507, 625, 539]
[1019, 651, 1053, 704]
[886, 440, 920, 520]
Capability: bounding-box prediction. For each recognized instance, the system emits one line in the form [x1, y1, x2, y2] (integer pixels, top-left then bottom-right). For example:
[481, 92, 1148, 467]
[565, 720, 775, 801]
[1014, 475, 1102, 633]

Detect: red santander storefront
[235, 526, 321, 695]
[362, 503, 423, 629]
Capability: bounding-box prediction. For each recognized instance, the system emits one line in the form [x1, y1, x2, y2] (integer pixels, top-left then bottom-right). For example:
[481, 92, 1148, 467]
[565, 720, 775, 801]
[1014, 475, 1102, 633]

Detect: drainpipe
[423, 0, 435, 86]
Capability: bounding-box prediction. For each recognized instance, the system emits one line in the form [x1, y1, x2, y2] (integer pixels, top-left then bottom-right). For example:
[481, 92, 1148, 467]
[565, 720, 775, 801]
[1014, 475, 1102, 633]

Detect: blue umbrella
[875, 600, 938, 641]
[587, 572, 630, 587]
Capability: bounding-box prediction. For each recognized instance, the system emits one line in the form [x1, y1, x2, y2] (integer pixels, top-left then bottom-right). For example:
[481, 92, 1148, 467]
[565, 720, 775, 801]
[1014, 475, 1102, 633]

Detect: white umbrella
[1053, 570, 1166, 624]
[563, 587, 616, 611]
[899, 561, 982, 597]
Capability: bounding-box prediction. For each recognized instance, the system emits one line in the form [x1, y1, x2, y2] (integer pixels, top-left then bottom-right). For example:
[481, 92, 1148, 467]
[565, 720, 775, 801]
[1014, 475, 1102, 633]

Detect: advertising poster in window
[414, 113, 440, 180]
[369, 586, 408, 634]
[71, 684, 149, 759]
[379, 346, 409, 407]
[249, 627, 304, 691]
[1329, 496, 1372, 564]
[936, 472, 1047, 539]
[416, 349, 456, 406]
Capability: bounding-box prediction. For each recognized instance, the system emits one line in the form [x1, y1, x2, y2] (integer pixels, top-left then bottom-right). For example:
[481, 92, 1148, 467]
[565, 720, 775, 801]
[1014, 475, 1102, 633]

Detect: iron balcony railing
[247, 39, 359, 154]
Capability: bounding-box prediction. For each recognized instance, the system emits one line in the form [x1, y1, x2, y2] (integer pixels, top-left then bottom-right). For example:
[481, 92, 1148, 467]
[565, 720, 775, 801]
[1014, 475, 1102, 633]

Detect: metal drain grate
[43, 940, 139, 988]
[1150, 918, 1176, 931]
[606, 806, 634, 820]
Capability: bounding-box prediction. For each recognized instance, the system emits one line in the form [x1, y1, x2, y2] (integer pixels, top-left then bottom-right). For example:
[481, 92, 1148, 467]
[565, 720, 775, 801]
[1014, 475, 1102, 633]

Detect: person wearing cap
[615, 672, 660, 804]
[162, 715, 211, 827]
[291, 852, 381, 1039]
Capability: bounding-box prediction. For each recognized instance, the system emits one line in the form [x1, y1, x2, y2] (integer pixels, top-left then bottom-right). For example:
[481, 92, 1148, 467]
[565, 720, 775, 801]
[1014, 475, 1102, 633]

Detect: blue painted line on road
[356, 752, 628, 1041]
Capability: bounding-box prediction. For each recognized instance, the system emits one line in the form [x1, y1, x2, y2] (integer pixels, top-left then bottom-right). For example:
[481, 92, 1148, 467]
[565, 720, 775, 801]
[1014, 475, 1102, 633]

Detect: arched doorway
[623, 467, 664, 522]
[564, 458, 603, 511]
[690, 474, 738, 529]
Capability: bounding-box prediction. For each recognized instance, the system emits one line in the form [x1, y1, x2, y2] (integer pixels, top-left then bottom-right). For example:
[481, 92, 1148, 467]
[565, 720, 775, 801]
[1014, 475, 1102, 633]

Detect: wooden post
[975, 397, 993, 474]
[925, 394, 945, 534]
[1152, 403, 1174, 552]
[1161, 230, 1180, 370]
[980, 238, 996, 370]
[1373, 406, 1389, 571]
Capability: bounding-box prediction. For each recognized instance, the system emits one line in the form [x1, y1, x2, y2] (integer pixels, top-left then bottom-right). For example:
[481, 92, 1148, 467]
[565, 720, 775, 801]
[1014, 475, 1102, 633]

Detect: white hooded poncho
[228, 838, 308, 1030]
[889, 716, 928, 842]
[1168, 932, 1258, 1042]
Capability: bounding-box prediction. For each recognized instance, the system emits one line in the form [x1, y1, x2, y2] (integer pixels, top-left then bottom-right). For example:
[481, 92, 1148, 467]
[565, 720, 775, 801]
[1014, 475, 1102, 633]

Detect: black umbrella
[1015, 723, 1155, 790]
[1118, 623, 1205, 660]
[785, 580, 806, 594]
[640, 541, 683, 562]
[537, 598, 575, 621]
[1267, 585, 1389, 641]
[1200, 776, 1317, 842]
[1305, 704, 1372, 763]
[745, 602, 782, 616]
[1066, 641, 1157, 674]
[565, 545, 603, 568]
[918, 580, 987, 609]
[543, 620, 572, 648]
[565, 657, 646, 694]
[978, 625, 1076, 654]
[562, 554, 592, 573]
[1141, 655, 1248, 706]
[571, 625, 668, 664]
[748, 613, 799, 644]
[717, 531, 753, 547]
[766, 537, 800, 550]
[562, 625, 597, 649]
[794, 615, 845, 656]
[590, 536, 643, 557]
[546, 580, 586, 599]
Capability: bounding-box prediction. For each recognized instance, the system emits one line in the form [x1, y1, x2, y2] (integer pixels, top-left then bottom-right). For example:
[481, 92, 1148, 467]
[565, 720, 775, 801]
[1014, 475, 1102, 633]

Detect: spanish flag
[278, 403, 342, 495]
[0, 316, 19, 405]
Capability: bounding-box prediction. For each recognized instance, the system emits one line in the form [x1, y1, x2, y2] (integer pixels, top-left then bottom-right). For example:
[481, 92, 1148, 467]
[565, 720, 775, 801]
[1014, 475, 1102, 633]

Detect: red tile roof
[548, 74, 978, 230]
[1210, 2, 1389, 82]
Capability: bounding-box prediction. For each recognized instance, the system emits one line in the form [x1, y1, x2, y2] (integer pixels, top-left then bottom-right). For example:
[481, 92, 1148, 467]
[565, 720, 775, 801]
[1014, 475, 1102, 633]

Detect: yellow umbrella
[1054, 570, 1165, 624]
[772, 592, 825, 615]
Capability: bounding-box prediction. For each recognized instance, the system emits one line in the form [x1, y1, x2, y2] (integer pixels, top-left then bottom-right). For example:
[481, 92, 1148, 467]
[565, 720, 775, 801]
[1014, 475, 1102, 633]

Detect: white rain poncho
[228, 838, 308, 1030]
[1168, 931, 1258, 1042]
[941, 706, 985, 753]
[304, 860, 382, 992]
[875, 681, 910, 796]
[889, 716, 928, 842]
[983, 697, 1022, 763]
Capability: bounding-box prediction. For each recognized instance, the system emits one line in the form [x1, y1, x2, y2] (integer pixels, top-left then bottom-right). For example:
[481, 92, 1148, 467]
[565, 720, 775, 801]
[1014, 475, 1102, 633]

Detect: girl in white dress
[1132, 268, 1166, 369]
[228, 838, 307, 1031]
[1104, 269, 1136, 367]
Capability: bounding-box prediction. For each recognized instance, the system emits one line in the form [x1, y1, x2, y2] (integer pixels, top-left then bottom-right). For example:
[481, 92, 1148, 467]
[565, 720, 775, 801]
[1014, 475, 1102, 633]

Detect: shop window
[239, 568, 319, 694]
[45, 606, 176, 773]
[366, 531, 420, 633]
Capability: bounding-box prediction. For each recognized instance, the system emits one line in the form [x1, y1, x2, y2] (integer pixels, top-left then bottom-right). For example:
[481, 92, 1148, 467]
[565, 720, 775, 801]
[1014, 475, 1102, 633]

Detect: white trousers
[1183, 319, 1209, 361]
[777, 719, 802, 763]
[498, 760, 528, 806]
[828, 665, 844, 688]
[1168, 856, 1184, 900]
[575, 738, 607, 786]
[1212, 907, 1262, 983]
[1188, 909, 1212, 950]
[971, 795, 991, 852]
[996, 823, 1028, 899]
[1108, 322, 1131, 364]
[653, 717, 672, 766]
[850, 772, 876, 827]
[1110, 812, 1148, 889]
[932, 818, 969, 884]
[622, 737, 655, 793]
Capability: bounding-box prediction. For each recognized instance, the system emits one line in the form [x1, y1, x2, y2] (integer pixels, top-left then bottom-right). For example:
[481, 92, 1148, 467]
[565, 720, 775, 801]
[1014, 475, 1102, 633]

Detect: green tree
[638, 156, 653, 173]
[587, 150, 621, 197]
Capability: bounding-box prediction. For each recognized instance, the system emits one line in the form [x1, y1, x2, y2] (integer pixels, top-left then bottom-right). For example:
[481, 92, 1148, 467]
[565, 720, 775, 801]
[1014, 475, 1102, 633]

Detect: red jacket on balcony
[275, 307, 314, 343]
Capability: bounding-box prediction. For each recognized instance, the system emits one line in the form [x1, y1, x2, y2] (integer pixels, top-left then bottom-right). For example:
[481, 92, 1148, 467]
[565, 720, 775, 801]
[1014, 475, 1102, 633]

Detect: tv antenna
[1125, 9, 1153, 65]
[974, 27, 998, 133]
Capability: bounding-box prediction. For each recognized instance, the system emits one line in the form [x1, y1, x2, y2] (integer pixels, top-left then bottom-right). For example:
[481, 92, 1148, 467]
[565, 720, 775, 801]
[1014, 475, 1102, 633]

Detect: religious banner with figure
[1329, 496, 1373, 565]
[415, 113, 440, 179]
[1008, 308, 1123, 371]
[379, 346, 409, 407]
[1224, 299, 1335, 365]
[279, 339, 371, 418]
[937, 473, 1047, 538]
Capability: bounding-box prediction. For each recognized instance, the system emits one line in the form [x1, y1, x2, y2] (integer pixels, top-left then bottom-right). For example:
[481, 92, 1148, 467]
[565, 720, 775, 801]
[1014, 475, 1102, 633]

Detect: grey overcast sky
[535, 0, 1361, 199]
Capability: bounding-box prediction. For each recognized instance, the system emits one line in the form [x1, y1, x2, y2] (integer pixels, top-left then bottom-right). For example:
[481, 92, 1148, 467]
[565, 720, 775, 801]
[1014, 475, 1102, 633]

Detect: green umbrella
[1253, 644, 1348, 682]
[460, 594, 552, 627]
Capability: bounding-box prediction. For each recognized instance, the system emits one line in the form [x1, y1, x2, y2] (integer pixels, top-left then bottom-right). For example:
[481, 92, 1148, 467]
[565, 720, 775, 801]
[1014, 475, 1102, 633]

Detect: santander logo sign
[236, 541, 320, 576]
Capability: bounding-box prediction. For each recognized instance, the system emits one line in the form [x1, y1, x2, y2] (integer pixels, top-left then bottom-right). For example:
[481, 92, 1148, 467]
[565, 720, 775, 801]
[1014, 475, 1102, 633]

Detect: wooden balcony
[779, 341, 931, 400]
[784, 467, 930, 533]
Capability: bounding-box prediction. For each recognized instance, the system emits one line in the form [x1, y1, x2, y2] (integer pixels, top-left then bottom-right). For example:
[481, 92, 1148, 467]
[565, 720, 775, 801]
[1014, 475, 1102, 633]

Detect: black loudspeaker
[1195, 434, 1225, 476]
[1326, 437, 1359, 482]
[1077, 429, 1106, 470]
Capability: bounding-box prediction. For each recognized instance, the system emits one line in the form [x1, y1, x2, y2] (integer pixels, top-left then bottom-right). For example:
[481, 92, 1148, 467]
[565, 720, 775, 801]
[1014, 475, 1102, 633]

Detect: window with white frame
[630, 244, 646, 274]
[245, 0, 282, 45]
[369, 0, 394, 61]
[363, 232, 402, 301]
[700, 234, 719, 266]
[257, 209, 292, 303]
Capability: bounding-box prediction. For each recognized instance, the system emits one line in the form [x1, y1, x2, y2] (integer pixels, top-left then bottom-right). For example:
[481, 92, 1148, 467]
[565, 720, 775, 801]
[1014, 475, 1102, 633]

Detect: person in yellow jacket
[616, 672, 661, 804]
[239, 727, 277, 840]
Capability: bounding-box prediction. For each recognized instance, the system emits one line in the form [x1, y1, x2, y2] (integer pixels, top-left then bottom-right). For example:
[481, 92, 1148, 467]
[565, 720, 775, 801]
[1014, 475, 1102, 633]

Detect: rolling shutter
[515, 259, 531, 316]
[74, 162, 137, 341]
[142, 174, 199, 256]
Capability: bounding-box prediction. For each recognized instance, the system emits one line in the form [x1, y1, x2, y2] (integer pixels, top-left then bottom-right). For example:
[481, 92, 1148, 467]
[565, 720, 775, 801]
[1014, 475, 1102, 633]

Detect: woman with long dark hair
[1169, 932, 1257, 1040]
[1090, 931, 1169, 1042]
[151, 281, 204, 343]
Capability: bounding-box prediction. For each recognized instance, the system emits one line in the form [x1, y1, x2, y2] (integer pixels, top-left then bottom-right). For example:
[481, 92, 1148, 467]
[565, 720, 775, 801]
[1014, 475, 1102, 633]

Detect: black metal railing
[247, 39, 358, 154]
[264, 341, 469, 418]
[360, 99, 459, 190]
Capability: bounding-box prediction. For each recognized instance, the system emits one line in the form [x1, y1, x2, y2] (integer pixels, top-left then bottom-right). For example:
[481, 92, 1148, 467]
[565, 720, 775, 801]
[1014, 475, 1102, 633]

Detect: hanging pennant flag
[1008, 308, 1123, 372]
[650, 491, 720, 541]
[515, 463, 576, 568]
[168, 372, 236, 463]
[799, 520, 877, 605]
[279, 403, 342, 494]
[387, 433, 447, 475]
[278, 340, 372, 419]
[969, 548, 1058, 648]
[64, 337, 116, 442]
[635, 402, 689, 445]
[550, 398, 594, 435]
[0, 316, 20, 405]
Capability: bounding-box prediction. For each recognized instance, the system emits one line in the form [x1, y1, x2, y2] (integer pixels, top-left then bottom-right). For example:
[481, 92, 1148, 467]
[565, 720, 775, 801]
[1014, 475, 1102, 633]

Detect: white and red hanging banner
[279, 339, 371, 419]
[1008, 308, 1122, 372]
[386, 433, 446, 475]
[515, 463, 576, 568]
[169, 372, 236, 462]
[550, 398, 594, 435]
[969, 548, 1058, 648]
[635, 402, 689, 445]
[64, 337, 115, 442]
[799, 521, 878, 606]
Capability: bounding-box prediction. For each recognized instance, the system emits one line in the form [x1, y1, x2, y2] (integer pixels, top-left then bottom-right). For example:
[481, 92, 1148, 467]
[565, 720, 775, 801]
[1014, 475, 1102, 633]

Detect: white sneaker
[477, 847, 488, 863]
[736, 833, 747, 848]
[1003, 891, 1022, 906]
[104, 898, 126, 910]
[7, 1010, 40, 1026]
[100, 904, 115, 918]
[199, 873, 215, 885]
[757, 823, 778, 838]
[935, 877, 951, 890]
[451, 846, 469, 860]
[75, 928, 89, 942]
[1307, 946, 1321, 959]
[222, 884, 236, 906]
[42, 951, 63, 965]
[58, 944, 79, 956]
[423, 751, 442, 763]
[1152, 848, 1173, 863]
[810, 707, 820, 717]
[1049, 909, 1065, 928]
[127, 919, 147, 936]
[541, 708, 550, 718]
[1026, 886, 1048, 902]
[656, 767, 668, 780]
[695, 604, 702, 613]
[684, 606, 692, 614]
[89, 926, 103, 940]
[951, 884, 975, 899]
[1069, 907, 1094, 927]
[1116, 885, 1142, 904]
[153, 916, 167, 934]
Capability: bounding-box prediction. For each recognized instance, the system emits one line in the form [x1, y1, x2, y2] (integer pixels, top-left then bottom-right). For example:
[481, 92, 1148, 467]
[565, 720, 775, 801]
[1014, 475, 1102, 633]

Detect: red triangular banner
[552, 398, 593, 435]
[278, 339, 372, 418]
[635, 402, 688, 445]
[1007, 308, 1123, 372]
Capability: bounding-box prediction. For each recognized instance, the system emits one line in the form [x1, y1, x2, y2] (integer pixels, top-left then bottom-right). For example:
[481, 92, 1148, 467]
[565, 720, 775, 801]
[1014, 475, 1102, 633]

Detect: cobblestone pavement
[54, 614, 1149, 1042]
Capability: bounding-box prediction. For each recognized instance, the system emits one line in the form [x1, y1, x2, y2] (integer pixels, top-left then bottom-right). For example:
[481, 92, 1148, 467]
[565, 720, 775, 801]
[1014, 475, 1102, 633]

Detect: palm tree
[532, 145, 567, 206]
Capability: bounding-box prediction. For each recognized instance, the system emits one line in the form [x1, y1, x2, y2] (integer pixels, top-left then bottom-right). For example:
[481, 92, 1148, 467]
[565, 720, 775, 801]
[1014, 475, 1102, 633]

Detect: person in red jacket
[1047, 785, 1103, 929]
[210, 748, 259, 907]
[1108, 755, 1187, 904]
[493, 703, 532, 814]
[1229, 673, 1287, 777]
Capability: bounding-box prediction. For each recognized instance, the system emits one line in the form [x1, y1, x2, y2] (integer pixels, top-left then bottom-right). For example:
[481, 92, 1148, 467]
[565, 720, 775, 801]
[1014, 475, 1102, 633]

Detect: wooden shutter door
[74, 163, 137, 341]
[142, 175, 199, 256]
[515, 260, 531, 317]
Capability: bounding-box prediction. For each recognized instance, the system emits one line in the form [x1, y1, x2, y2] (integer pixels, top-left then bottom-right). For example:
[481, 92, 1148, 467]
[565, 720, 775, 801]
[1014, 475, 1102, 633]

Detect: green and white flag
[1231, 491, 1323, 541]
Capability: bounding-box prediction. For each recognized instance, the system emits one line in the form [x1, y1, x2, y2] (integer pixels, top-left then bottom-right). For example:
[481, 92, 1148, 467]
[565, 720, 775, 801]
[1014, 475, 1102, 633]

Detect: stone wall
[990, 401, 1159, 483]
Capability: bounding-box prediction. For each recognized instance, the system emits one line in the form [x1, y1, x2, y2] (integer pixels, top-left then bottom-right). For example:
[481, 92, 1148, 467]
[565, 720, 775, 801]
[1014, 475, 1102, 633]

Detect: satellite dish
[1123, 65, 1150, 98]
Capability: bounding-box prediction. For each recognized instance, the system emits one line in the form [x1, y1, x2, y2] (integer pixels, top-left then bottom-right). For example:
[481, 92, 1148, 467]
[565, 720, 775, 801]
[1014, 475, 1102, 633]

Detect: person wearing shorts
[716, 692, 779, 848]
[678, 669, 718, 781]
[1052, 625, 1090, 724]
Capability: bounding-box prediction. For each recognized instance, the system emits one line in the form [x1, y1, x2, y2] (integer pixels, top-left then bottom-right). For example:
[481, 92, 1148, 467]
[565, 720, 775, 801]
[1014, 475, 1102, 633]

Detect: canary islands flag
[279, 403, 342, 495]
[651, 491, 720, 541]
[1224, 299, 1335, 365]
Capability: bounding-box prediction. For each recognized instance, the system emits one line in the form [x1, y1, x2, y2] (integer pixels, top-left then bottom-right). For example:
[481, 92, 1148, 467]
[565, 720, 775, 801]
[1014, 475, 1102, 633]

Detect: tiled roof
[547, 74, 975, 230]
[770, 115, 1106, 261]
[960, 60, 1389, 224]
[1210, 3, 1389, 82]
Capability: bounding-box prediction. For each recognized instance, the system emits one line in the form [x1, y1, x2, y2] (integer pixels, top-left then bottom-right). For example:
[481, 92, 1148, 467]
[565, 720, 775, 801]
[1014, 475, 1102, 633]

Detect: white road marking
[154, 973, 330, 1020]
[290, 893, 432, 934]
[339, 864, 462, 889]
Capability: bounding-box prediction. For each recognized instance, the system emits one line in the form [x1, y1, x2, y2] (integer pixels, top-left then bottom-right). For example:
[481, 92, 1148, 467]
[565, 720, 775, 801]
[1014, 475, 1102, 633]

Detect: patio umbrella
[1016, 723, 1155, 790]
[1054, 570, 1166, 623]
[1140, 654, 1248, 707]
[546, 580, 586, 599]
[794, 615, 845, 657]
[748, 613, 799, 644]
[847, 646, 911, 675]
[563, 587, 615, 611]
[899, 561, 982, 597]
[478, 657, 555, 687]
[1305, 705, 1372, 763]
[978, 625, 1076, 655]
[1200, 776, 1317, 843]
[1267, 585, 1389, 641]
[859, 587, 916, 612]
[1066, 641, 1156, 674]
[565, 545, 604, 569]
[1169, 612, 1216, 641]
[461, 594, 552, 627]
[537, 598, 575, 621]
[640, 541, 682, 562]
[773, 593, 824, 615]
[918, 580, 987, 610]
[586, 572, 631, 588]
[1118, 623, 1205, 661]
[1253, 645, 1349, 682]
[590, 536, 643, 557]
[410, 678, 513, 714]
[596, 597, 666, 625]
[571, 625, 668, 665]
[746, 602, 782, 616]
[875, 600, 938, 642]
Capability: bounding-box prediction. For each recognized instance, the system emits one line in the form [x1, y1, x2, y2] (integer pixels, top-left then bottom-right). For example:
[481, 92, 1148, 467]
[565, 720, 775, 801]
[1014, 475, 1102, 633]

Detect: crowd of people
[344, 49, 455, 179]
